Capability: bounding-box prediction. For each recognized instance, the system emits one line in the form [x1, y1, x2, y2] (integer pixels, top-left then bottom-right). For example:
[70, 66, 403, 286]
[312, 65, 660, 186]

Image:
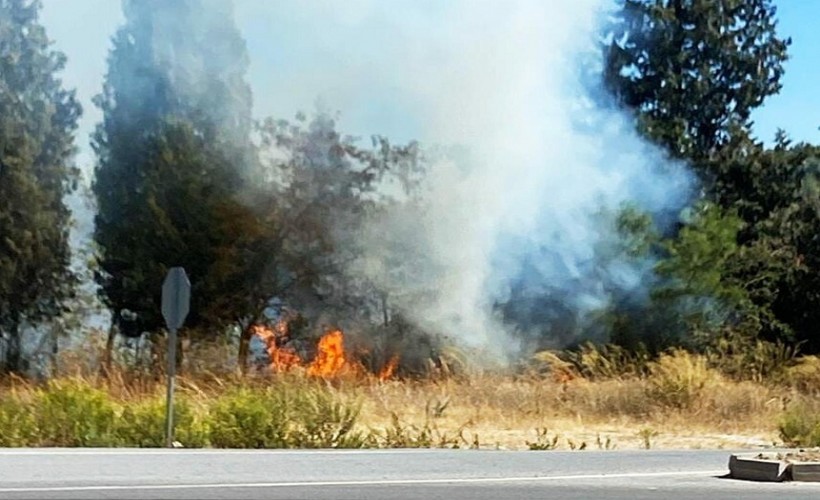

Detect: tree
[600, 0, 820, 354]
[92, 0, 258, 359]
[731, 141, 820, 350]
[604, 0, 790, 166]
[236, 111, 422, 371]
[0, 0, 81, 373]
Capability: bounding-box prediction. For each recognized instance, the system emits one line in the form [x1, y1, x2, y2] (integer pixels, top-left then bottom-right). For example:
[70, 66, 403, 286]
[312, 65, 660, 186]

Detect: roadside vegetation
[2, 0, 819, 451]
[2, 342, 819, 450]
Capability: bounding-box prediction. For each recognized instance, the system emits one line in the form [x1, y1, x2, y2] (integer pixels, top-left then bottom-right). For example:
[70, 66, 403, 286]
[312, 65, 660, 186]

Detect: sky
[37, 0, 820, 179]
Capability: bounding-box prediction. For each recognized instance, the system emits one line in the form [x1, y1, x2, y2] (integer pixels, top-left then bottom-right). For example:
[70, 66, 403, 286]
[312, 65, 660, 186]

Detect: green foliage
[92, 0, 262, 341]
[779, 401, 820, 447]
[255, 113, 421, 315]
[208, 383, 366, 449]
[0, 0, 81, 373]
[290, 389, 365, 448]
[94, 119, 266, 336]
[33, 379, 118, 446]
[236, 112, 422, 370]
[0, 392, 36, 446]
[707, 142, 820, 351]
[652, 202, 754, 339]
[116, 397, 207, 448]
[604, 0, 820, 357]
[207, 387, 291, 448]
[1, 379, 364, 449]
[604, 0, 789, 163]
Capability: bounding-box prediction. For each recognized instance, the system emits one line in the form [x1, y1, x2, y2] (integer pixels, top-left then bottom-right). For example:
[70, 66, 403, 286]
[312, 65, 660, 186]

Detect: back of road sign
[161, 267, 190, 331]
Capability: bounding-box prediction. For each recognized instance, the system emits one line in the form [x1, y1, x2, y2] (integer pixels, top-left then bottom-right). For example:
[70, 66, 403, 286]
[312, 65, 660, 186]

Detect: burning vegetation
[251, 322, 399, 381]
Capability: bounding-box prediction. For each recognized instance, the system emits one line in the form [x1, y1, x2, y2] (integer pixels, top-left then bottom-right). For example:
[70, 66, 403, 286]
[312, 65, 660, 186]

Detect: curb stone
[728, 453, 789, 482]
[729, 452, 820, 482]
[790, 462, 820, 482]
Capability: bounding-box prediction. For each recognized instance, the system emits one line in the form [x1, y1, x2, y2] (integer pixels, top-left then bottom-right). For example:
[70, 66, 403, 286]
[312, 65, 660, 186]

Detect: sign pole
[161, 267, 190, 449]
[165, 325, 177, 448]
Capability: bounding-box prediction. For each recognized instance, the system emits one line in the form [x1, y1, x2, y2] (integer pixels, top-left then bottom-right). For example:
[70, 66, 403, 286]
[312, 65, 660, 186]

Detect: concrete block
[790, 462, 820, 482]
[728, 453, 789, 482]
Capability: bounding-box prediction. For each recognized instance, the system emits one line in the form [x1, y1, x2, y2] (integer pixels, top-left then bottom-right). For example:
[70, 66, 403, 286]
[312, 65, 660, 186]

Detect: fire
[307, 329, 348, 377]
[252, 323, 399, 380]
[378, 355, 399, 381]
[251, 322, 302, 372]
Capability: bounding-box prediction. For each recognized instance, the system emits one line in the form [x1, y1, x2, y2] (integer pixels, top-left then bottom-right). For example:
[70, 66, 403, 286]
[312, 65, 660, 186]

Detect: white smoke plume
[250, 0, 693, 361]
[42, 0, 694, 362]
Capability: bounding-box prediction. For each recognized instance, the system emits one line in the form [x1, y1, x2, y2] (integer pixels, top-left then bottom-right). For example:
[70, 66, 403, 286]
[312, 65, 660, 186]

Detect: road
[0, 448, 818, 499]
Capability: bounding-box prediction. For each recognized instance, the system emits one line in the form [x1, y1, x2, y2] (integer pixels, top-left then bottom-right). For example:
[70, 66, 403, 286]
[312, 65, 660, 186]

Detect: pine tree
[604, 0, 790, 165]
[0, 0, 81, 373]
[92, 0, 258, 347]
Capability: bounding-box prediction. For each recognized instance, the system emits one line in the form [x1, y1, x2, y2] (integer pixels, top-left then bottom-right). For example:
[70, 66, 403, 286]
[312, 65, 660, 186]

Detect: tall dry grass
[1, 339, 816, 450]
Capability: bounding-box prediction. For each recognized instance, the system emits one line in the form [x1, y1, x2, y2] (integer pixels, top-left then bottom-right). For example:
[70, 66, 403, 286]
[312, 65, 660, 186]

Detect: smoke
[41, 0, 694, 362]
[281, 0, 693, 361]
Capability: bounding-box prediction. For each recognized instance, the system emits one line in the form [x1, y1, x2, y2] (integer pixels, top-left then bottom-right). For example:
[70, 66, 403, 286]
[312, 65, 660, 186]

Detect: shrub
[34, 379, 118, 446]
[289, 388, 366, 448]
[704, 333, 797, 383]
[116, 397, 208, 448]
[779, 401, 820, 447]
[208, 387, 291, 448]
[566, 342, 650, 380]
[783, 356, 820, 394]
[645, 349, 718, 409]
[207, 383, 367, 449]
[0, 393, 37, 446]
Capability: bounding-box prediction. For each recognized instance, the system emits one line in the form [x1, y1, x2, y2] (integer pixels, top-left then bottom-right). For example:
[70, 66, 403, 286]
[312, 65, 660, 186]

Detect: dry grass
[352, 372, 785, 450]
[1, 343, 811, 450]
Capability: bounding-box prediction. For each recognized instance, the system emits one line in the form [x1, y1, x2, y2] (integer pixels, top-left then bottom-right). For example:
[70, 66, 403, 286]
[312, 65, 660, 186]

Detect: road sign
[161, 267, 190, 448]
[162, 267, 190, 331]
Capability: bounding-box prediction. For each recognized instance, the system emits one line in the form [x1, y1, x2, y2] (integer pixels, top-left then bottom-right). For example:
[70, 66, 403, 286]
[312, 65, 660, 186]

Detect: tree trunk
[100, 323, 116, 378]
[237, 323, 254, 376]
[50, 324, 59, 376]
[5, 322, 22, 374]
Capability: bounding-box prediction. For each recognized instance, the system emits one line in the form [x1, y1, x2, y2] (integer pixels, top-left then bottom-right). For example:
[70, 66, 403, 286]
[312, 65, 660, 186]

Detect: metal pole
[165, 327, 177, 448]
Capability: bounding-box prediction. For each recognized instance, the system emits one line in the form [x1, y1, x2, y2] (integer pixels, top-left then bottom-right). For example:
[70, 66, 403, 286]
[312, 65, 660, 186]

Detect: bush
[779, 401, 820, 447]
[34, 379, 118, 446]
[645, 350, 718, 409]
[783, 356, 820, 394]
[704, 333, 796, 383]
[208, 387, 291, 448]
[116, 397, 208, 448]
[207, 383, 366, 449]
[0, 393, 37, 446]
[289, 388, 365, 448]
[565, 342, 650, 380]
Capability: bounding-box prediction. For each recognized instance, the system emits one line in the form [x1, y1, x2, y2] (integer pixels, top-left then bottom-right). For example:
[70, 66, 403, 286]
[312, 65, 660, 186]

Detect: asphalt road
[0, 448, 818, 499]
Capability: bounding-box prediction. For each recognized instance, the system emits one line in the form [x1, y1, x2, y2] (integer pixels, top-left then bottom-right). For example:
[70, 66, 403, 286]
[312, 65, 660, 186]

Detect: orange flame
[251, 323, 301, 372]
[307, 329, 348, 377]
[378, 355, 399, 381]
[252, 323, 393, 379]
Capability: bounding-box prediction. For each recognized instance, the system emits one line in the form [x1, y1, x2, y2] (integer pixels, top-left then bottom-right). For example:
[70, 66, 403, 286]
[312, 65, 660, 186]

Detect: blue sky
[750, 0, 820, 145]
[37, 0, 819, 175]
